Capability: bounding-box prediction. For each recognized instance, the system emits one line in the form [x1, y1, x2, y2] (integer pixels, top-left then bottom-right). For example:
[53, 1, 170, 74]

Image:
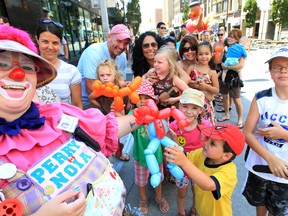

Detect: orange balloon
[103, 86, 113, 97]
[129, 76, 142, 91]
[114, 96, 124, 111]
[118, 87, 131, 97]
[92, 80, 102, 91]
[112, 88, 119, 97]
[105, 82, 114, 87]
[129, 91, 140, 104]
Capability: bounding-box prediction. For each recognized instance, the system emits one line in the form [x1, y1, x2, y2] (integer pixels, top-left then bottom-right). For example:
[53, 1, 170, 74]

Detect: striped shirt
[47, 60, 81, 104]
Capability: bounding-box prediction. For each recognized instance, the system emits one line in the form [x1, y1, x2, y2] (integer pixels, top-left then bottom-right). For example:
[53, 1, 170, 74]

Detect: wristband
[167, 88, 177, 96]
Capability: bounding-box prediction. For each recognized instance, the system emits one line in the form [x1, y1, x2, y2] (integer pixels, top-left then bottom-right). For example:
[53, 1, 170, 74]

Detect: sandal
[216, 107, 232, 113]
[155, 197, 169, 214]
[189, 207, 196, 216]
[217, 116, 230, 122]
[113, 152, 130, 161]
[237, 122, 243, 129]
[139, 200, 148, 214]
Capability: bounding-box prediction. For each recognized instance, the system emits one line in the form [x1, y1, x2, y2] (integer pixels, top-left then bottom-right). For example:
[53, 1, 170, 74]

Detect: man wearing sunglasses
[77, 24, 131, 109]
[156, 22, 167, 38]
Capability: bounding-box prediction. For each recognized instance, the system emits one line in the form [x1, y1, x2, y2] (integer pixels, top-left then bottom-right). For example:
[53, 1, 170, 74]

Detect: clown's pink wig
[0, 25, 38, 54]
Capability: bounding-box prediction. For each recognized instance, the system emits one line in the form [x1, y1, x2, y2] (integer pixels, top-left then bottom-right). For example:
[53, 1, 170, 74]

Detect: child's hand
[165, 97, 178, 105]
[143, 69, 159, 84]
[267, 156, 288, 179]
[167, 128, 177, 142]
[164, 145, 187, 167]
[32, 189, 86, 216]
[111, 102, 125, 117]
[256, 121, 286, 140]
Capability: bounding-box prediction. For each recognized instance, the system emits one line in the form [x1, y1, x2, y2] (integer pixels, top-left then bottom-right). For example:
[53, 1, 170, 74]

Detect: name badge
[26, 139, 96, 199]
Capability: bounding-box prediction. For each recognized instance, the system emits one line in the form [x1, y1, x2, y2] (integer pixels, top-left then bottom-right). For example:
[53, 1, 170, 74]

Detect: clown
[0, 24, 140, 216]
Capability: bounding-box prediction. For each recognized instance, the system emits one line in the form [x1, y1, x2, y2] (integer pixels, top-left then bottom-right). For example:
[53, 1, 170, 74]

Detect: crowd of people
[0, 13, 287, 216]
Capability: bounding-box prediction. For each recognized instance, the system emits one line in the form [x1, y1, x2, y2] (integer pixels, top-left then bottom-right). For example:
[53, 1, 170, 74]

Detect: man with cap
[242, 47, 288, 216]
[165, 123, 245, 216]
[77, 24, 131, 108]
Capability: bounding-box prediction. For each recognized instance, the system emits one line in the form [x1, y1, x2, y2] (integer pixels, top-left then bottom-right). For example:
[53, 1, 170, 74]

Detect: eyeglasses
[218, 34, 224, 36]
[228, 35, 235, 38]
[182, 46, 196, 53]
[271, 66, 288, 73]
[160, 26, 166, 30]
[142, 42, 158, 49]
[41, 19, 63, 28]
[0, 57, 39, 72]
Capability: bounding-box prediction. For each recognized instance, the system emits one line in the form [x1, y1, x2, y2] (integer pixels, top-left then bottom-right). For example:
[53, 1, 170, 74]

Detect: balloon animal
[186, 2, 215, 34]
[91, 76, 142, 111]
[133, 99, 191, 188]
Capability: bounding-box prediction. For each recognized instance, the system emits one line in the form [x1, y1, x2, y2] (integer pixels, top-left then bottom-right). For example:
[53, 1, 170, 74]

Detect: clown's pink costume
[0, 24, 139, 216]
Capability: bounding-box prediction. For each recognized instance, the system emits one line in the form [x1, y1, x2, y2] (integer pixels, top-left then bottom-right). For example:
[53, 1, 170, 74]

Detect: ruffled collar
[0, 102, 46, 136]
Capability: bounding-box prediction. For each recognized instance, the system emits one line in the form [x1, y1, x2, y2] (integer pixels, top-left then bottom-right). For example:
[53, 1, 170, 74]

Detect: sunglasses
[41, 19, 63, 28]
[160, 26, 166, 30]
[218, 34, 224, 36]
[182, 46, 196, 53]
[142, 42, 158, 49]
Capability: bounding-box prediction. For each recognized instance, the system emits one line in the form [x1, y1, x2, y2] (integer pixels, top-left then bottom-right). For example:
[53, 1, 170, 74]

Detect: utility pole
[100, 0, 109, 40]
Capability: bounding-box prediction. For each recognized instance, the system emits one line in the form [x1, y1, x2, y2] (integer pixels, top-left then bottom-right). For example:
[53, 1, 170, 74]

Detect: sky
[139, 0, 162, 32]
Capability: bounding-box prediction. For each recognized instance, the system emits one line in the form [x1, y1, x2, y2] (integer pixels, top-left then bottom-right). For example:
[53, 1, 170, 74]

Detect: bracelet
[167, 88, 177, 96]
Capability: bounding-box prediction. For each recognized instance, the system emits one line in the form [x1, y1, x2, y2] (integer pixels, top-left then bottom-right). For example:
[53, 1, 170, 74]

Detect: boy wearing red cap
[165, 124, 245, 216]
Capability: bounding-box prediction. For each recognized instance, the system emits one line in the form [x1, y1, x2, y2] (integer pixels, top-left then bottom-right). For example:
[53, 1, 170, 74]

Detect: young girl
[131, 82, 169, 214]
[187, 41, 219, 125]
[169, 88, 212, 216]
[152, 45, 189, 110]
[88, 60, 130, 161]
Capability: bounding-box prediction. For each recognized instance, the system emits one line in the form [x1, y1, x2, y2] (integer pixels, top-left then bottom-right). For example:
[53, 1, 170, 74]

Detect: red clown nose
[9, 68, 25, 81]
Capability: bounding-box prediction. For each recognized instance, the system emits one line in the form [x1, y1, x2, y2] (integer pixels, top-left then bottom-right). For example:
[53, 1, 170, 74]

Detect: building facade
[0, 0, 120, 62]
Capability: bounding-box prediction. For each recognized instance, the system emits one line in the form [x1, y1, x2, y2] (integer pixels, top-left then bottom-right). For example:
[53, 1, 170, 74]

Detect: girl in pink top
[169, 88, 212, 216]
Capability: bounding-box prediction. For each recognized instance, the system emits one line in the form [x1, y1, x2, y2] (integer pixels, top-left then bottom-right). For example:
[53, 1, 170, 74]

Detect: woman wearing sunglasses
[178, 35, 199, 72]
[35, 20, 83, 109]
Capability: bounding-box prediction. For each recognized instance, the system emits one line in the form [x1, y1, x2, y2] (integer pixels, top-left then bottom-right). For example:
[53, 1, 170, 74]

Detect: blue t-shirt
[226, 43, 247, 59]
[77, 42, 127, 106]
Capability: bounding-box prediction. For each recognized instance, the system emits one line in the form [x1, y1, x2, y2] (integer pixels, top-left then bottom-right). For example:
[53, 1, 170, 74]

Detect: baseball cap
[265, 47, 288, 63]
[0, 25, 56, 88]
[110, 24, 131, 40]
[136, 81, 158, 103]
[181, 24, 186, 28]
[198, 124, 245, 155]
[180, 88, 205, 108]
[189, 0, 201, 7]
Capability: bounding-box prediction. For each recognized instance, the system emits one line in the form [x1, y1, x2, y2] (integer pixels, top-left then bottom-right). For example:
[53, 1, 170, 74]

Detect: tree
[271, 0, 288, 39]
[126, 0, 141, 35]
[182, 2, 189, 24]
[243, 0, 258, 28]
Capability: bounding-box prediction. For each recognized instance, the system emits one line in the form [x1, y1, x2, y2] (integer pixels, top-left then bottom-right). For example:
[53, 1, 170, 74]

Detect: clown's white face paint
[0, 51, 37, 120]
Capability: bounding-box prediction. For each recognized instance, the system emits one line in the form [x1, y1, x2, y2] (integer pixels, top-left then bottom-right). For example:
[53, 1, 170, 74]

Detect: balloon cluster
[133, 99, 191, 188]
[92, 76, 142, 111]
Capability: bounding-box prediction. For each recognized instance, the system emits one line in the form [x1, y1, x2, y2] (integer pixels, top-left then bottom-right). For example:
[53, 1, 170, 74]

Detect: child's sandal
[155, 197, 169, 214]
[139, 200, 148, 214]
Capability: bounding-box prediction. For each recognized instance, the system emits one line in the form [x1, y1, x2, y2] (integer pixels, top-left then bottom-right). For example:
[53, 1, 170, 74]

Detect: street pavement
[110, 48, 275, 216]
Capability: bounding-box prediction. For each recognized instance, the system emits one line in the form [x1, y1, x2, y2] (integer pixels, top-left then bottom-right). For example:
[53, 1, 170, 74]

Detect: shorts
[242, 171, 288, 216]
[134, 160, 164, 187]
[219, 80, 241, 98]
